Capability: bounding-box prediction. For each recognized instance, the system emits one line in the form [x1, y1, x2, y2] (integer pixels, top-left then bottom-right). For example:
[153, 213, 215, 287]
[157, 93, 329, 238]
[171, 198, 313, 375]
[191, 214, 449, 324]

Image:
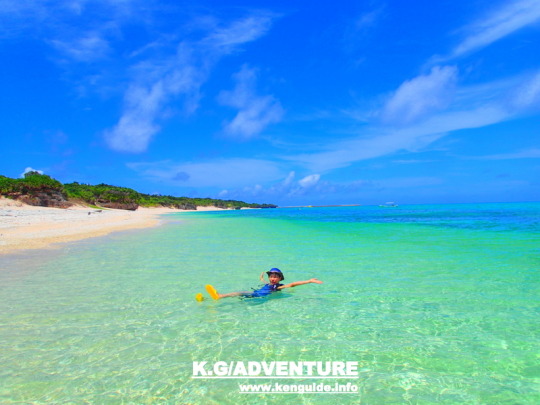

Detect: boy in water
[197, 268, 323, 300]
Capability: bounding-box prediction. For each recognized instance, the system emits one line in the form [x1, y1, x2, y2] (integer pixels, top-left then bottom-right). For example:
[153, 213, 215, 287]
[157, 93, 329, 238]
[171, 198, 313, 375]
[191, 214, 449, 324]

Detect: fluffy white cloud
[218, 65, 284, 139]
[298, 174, 320, 188]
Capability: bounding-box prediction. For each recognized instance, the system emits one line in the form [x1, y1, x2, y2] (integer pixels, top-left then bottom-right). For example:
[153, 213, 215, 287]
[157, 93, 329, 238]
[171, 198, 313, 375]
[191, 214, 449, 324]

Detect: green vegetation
[0, 173, 276, 210]
[64, 182, 276, 209]
[64, 183, 141, 207]
[0, 171, 64, 196]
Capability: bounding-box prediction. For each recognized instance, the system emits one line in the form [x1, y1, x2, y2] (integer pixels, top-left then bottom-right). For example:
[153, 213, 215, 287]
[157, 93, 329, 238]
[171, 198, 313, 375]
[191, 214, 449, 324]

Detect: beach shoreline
[0, 197, 227, 255]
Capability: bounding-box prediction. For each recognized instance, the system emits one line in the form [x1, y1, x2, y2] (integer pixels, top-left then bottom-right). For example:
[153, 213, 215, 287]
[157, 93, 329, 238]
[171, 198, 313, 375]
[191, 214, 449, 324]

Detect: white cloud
[105, 46, 203, 153]
[219, 65, 284, 139]
[288, 108, 493, 173]
[286, 126, 446, 173]
[234, 172, 326, 202]
[0, 0, 138, 19]
[298, 174, 320, 188]
[0, 0, 134, 49]
[50, 31, 111, 62]
[0, 1, 40, 16]
[289, 99, 520, 173]
[509, 70, 540, 111]
[203, 14, 274, 51]
[2, 2, 276, 153]
[216, 172, 444, 205]
[294, 69, 539, 173]
[282, 171, 296, 187]
[105, 15, 275, 152]
[354, 9, 382, 31]
[381, 66, 458, 124]
[133, 168, 324, 203]
[451, 0, 540, 58]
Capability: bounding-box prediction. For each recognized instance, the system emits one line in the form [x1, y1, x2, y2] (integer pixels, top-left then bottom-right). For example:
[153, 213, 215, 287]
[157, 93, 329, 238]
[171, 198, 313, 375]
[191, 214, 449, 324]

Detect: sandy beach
[0, 197, 223, 255]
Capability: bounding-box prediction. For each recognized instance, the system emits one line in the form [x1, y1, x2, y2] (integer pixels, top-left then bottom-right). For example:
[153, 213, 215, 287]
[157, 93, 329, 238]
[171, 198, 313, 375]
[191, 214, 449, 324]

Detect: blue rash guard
[246, 283, 283, 298]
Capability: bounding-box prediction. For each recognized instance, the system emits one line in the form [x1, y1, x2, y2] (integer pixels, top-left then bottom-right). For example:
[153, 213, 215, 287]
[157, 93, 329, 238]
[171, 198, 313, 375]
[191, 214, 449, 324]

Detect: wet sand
[0, 198, 224, 255]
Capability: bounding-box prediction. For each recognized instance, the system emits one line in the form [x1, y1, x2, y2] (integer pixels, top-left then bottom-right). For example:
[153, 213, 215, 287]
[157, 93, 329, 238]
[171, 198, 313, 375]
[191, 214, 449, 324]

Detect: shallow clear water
[0, 203, 539, 404]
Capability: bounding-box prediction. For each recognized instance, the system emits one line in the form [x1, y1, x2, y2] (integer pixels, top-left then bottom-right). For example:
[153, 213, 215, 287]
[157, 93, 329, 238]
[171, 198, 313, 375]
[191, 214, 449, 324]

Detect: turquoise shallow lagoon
[0, 203, 539, 404]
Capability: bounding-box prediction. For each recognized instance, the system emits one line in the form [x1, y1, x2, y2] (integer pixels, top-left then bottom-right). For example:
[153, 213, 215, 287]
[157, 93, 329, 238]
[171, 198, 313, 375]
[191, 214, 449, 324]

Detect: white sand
[0, 197, 225, 254]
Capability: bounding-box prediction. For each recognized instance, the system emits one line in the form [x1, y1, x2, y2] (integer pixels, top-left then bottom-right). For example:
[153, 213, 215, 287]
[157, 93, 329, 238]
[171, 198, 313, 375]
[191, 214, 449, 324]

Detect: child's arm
[260, 272, 266, 282]
[278, 278, 323, 289]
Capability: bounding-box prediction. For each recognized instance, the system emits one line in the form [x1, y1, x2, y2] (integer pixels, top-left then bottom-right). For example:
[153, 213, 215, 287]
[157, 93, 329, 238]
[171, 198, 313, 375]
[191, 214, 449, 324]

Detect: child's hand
[310, 278, 323, 284]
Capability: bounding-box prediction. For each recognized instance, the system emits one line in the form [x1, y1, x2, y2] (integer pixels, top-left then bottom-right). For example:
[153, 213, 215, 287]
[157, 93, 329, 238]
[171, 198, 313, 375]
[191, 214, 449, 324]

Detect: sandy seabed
[0, 197, 223, 255]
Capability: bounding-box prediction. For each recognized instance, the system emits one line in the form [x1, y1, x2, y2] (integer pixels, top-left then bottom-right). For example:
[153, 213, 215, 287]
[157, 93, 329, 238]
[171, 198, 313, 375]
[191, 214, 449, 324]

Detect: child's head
[266, 268, 284, 283]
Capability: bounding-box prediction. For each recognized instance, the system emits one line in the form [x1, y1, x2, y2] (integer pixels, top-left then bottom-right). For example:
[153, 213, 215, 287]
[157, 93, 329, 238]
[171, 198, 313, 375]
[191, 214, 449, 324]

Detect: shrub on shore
[1, 172, 63, 194]
[0, 172, 70, 207]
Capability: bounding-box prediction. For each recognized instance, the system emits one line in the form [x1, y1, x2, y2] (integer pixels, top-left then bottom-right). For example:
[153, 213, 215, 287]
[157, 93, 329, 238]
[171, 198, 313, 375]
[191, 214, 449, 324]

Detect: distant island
[0, 172, 277, 211]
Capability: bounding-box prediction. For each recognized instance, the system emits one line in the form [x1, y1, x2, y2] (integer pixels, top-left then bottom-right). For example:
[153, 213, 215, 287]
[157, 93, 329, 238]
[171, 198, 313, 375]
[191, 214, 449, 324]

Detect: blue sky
[1, 0, 539, 206]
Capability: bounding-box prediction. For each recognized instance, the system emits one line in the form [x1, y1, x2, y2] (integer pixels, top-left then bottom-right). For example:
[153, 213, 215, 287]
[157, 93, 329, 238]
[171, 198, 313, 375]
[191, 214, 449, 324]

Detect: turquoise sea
[0, 203, 539, 404]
